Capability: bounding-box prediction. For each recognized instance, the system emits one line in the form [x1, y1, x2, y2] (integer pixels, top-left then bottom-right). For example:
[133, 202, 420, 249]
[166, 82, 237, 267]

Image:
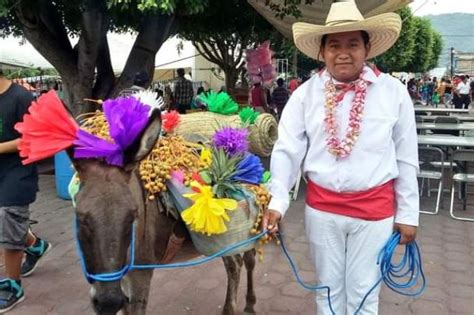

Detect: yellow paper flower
[200, 148, 212, 167]
[182, 181, 238, 235]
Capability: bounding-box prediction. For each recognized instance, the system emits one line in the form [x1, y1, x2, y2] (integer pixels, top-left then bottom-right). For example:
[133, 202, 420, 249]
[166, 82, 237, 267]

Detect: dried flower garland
[324, 75, 369, 158]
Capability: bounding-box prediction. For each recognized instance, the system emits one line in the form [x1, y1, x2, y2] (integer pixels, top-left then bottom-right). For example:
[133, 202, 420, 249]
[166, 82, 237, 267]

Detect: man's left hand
[393, 223, 417, 244]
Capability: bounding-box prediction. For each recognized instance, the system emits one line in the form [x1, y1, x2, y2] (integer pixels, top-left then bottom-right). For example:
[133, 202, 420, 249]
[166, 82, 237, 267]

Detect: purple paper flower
[72, 96, 151, 167]
[231, 153, 264, 184]
[103, 97, 151, 149]
[212, 127, 249, 156]
[73, 130, 123, 166]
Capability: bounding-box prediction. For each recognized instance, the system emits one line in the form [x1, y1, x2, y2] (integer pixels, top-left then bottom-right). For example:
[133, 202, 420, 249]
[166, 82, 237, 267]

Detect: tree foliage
[178, 0, 280, 89]
[0, 0, 207, 115]
[372, 7, 416, 72]
[426, 31, 443, 71]
[371, 8, 442, 73]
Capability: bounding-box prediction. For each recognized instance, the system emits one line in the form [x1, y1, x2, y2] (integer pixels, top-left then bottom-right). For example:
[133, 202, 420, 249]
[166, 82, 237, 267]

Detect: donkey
[71, 111, 257, 315]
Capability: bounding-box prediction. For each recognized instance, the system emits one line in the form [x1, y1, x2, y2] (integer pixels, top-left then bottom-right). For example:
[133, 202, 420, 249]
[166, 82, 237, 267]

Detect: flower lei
[324, 74, 369, 159]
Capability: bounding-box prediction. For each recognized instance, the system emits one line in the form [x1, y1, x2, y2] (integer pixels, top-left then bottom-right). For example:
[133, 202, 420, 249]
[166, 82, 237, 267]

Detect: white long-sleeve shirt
[268, 66, 420, 226]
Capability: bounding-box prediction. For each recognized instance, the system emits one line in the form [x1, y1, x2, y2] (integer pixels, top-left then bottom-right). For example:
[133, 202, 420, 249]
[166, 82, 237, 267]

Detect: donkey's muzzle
[92, 290, 126, 314]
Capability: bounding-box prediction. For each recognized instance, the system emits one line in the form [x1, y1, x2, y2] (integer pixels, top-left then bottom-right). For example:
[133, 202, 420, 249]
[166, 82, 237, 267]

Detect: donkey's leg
[222, 255, 244, 315]
[121, 269, 154, 315]
[243, 249, 257, 314]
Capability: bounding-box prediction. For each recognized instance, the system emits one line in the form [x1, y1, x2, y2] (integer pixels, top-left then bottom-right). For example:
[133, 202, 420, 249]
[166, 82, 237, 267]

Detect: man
[469, 75, 474, 103]
[455, 76, 471, 109]
[173, 68, 194, 114]
[118, 71, 149, 97]
[288, 76, 301, 94]
[250, 81, 271, 113]
[263, 1, 419, 314]
[271, 78, 290, 119]
[0, 69, 52, 313]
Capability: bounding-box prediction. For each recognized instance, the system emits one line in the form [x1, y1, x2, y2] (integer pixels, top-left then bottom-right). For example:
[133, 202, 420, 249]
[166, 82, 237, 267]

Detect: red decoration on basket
[14, 91, 79, 164]
[162, 110, 180, 133]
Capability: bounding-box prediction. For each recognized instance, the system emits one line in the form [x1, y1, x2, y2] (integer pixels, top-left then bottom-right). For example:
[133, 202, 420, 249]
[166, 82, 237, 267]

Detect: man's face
[320, 31, 370, 83]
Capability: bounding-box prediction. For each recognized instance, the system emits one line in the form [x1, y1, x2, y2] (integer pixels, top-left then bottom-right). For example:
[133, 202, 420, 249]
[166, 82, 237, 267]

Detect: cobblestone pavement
[1, 175, 473, 315]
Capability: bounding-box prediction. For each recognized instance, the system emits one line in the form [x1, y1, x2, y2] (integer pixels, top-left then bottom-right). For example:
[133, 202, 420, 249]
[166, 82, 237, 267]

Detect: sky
[409, 0, 474, 16]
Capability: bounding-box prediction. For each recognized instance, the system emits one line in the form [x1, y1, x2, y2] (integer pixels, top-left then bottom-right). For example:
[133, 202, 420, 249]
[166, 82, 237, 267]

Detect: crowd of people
[407, 74, 474, 109]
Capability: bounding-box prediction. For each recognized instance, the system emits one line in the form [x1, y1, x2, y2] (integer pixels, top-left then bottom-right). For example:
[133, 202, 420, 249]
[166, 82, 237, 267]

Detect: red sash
[306, 179, 395, 221]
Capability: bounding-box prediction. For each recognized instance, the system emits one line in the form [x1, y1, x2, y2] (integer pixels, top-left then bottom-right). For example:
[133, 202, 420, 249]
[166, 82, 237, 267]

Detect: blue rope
[75, 219, 425, 315]
[74, 219, 267, 283]
[277, 231, 426, 315]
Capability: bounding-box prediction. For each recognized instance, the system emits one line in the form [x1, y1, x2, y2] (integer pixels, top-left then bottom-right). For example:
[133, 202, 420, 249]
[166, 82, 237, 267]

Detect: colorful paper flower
[212, 127, 249, 156]
[239, 107, 260, 125]
[171, 170, 185, 184]
[231, 153, 264, 185]
[162, 110, 180, 133]
[200, 148, 212, 167]
[181, 181, 238, 235]
[132, 90, 164, 114]
[14, 91, 79, 164]
[73, 130, 123, 166]
[103, 96, 151, 150]
[72, 96, 151, 166]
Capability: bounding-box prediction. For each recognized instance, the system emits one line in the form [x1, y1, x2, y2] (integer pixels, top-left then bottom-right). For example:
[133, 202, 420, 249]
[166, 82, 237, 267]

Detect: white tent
[0, 34, 196, 72]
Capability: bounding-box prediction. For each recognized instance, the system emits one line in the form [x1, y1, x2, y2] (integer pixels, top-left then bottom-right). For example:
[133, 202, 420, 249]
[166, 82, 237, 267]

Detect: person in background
[250, 82, 271, 113]
[455, 75, 471, 109]
[173, 68, 194, 114]
[426, 77, 436, 106]
[271, 78, 290, 120]
[0, 69, 52, 313]
[469, 75, 474, 104]
[407, 78, 417, 101]
[437, 77, 446, 105]
[164, 85, 174, 111]
[263, 2, 419, 314]
[444, 78, 453, 107]
[154, 89, 165, 111]
[288, 76, 301, 94]
[191, 87, 207, 110]
[119, 71, 149, 97]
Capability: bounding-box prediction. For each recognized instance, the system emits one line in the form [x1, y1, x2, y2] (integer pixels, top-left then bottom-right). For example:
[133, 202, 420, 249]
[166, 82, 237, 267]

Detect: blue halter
[74, 219, 267, 283]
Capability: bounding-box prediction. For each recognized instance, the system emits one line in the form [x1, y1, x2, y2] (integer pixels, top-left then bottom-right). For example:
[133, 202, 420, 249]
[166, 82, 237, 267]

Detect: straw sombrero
[293, 1, 402, 61]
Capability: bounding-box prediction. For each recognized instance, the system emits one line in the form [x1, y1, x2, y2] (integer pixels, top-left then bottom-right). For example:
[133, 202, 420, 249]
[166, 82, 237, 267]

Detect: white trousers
[304, 206, 394, 315]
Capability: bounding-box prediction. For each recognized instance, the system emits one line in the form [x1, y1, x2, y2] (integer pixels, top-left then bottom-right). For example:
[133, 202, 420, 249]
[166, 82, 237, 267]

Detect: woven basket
[174, 112, 278, 157]
[166, 180, 259, 256]
[188, 197, 259, 256]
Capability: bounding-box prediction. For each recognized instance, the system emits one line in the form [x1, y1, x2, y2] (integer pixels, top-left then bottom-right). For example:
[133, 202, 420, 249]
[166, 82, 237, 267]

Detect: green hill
[425, 13, 474, 67]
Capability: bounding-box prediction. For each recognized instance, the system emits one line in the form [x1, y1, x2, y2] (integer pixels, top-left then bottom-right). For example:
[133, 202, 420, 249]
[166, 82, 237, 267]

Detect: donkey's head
[72, 110, 161, 314]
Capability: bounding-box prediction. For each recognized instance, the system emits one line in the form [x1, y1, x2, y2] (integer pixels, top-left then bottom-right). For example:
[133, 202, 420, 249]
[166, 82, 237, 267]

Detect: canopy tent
[247, 0, 412, 39]
[0, 34, 196, 72]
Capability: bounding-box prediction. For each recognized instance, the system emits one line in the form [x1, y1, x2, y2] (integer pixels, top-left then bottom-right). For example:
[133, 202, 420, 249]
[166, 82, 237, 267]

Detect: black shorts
[0, 206, 30, 250]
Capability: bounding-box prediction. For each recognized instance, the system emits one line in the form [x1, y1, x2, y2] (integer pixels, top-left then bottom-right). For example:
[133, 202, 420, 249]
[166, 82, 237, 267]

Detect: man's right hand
[262, 209, 282, 235]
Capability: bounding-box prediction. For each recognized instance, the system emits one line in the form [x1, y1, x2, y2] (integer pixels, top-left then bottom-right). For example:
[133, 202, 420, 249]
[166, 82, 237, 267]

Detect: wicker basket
[187, 197, 259, 256]
[174, 112, 278, 157]
[166, 180, 259, 256]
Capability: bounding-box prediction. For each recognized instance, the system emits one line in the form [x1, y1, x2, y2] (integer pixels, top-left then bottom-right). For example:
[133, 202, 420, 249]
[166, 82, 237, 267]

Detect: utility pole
[450, 47, 455, 77]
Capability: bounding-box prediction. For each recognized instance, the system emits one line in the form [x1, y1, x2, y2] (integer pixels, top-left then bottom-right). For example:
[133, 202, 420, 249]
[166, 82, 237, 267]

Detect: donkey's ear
[123, 109, 162, 168]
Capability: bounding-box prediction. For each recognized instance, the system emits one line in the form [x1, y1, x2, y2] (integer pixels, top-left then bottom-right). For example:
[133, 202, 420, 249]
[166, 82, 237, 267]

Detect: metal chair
[449, 149, 474, 222]
[432, 116, 460, 136]
[418, 146, 445, 215]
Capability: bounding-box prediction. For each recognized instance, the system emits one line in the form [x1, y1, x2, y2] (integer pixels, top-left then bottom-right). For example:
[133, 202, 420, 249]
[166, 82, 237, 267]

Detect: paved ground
[1, 174, 473, 315]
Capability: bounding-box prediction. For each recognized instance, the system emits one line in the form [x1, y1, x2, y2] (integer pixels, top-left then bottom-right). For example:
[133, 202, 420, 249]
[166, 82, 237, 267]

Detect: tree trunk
[292, 49, 298, 77]
[112, 14, 177, 96]
[224, 67, 239, 90]
[16, 2, 177, 115]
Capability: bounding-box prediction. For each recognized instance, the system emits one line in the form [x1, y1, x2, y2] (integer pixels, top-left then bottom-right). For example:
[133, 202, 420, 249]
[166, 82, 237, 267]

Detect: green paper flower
[239, 107, 260, 125]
